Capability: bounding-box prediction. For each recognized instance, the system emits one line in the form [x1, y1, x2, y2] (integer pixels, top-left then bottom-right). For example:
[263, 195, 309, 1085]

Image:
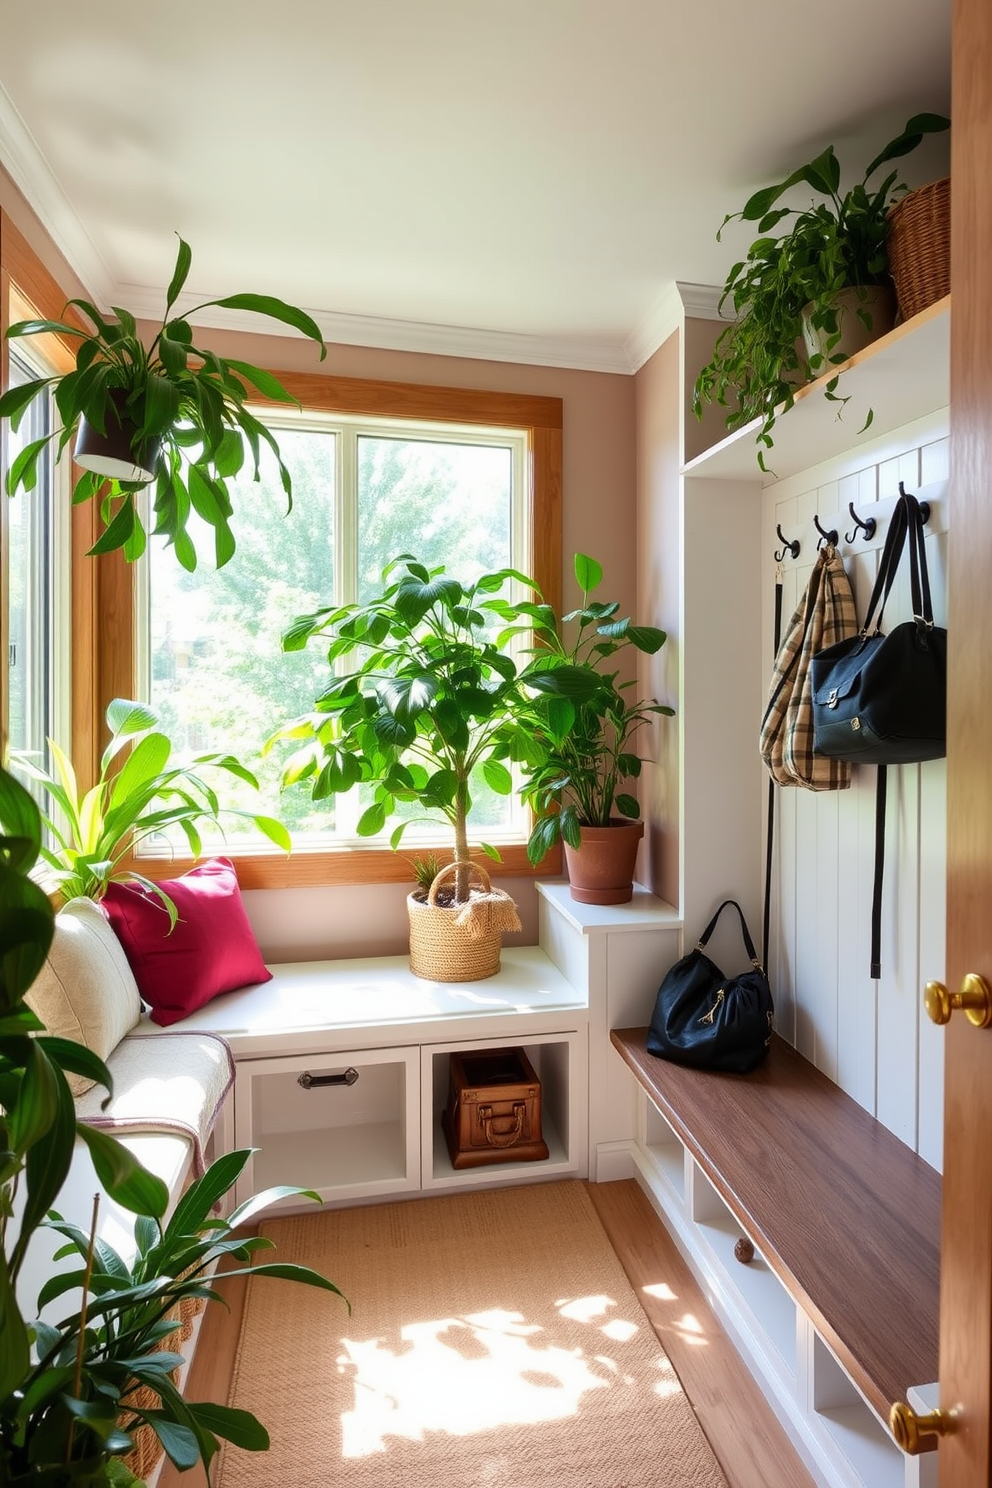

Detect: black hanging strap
[870, 766, 887, 980]
[762, 574, 785, 970]
[866, 488, 929, 980]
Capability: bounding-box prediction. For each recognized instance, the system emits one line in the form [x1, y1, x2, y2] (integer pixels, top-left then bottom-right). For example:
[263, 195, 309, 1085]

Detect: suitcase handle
[478, 1103, 525, 1147]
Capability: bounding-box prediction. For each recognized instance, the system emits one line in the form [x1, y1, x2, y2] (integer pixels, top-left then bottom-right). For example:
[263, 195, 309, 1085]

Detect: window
[119, 372, 562, 888]
[3, 340, 70, 810]
[139, 412, 529, 854]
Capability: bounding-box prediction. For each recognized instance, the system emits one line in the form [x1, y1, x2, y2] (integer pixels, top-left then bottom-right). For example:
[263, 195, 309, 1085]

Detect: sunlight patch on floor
[642, 1282, 678, 1301]
[337, 1294, 664, 1458]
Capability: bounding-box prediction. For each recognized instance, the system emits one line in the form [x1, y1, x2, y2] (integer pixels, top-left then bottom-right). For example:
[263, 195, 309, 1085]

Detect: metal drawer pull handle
[297, 1067, 360, 1089]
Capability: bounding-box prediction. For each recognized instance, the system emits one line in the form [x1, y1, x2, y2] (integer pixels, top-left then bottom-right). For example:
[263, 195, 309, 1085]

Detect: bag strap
[696, 899, 763, 971]
[871, 766, 887, 980]
[762, 567, 785, 967]
[862, 491, 910, 635]
[902, 482, 936, 631]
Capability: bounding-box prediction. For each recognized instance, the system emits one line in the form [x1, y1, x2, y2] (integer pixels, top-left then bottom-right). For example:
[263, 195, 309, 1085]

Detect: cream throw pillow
[25, 896, 143, 1096]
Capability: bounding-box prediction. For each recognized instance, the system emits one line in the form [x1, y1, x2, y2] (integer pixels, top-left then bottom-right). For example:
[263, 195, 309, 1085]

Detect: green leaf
[626, 625, 667, 653]
[0, 1235, 30, 1401]
[615, 794, 641, 819]
[165, 235, 193, 313]
[165, 1149, 250, 1239]
[88, 495, 137, 556]
[134, 1411, 201, 1470]
[357, 802, 387, 836]
[481, 759, 513, 795]
[574, 553, 603, 593]
[207, 293, 326, 359]
[864, 113, 950, 179]
[187, 1402, 270, 1451]
[0, 376, 53, 427]
[109, 731, 172, 808]
[76, 1124, 170, 1218]
[6, 435, 51, 496]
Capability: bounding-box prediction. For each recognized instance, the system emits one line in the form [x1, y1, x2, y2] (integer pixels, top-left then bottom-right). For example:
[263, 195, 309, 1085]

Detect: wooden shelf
[683, 296, 950, 484]
[611, 1029, 940, 1428]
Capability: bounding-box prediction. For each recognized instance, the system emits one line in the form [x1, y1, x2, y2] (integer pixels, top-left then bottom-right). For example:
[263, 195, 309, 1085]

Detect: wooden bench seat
[610, 1027, 940, 1427]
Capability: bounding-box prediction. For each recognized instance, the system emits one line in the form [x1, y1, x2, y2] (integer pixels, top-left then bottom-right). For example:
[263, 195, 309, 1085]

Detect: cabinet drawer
[233, 1045, 420, 1211]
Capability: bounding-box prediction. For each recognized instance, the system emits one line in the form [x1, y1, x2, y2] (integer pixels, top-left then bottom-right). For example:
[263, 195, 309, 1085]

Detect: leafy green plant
[14, 697, 290, 920]
[271, 554, 597, 901]
[0, 766, 171, 1482]
[513, 553, 673, 865]
[5, 1150, 343, 1485]
[0, 235, 326, 570]
[0, 768, 342, 1485]
[693, 113, 949, 467]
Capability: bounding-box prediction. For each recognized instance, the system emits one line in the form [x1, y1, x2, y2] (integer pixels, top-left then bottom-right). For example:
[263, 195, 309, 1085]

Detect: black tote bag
[646, 900, 774, 1074]
[810, 487, 946, 765]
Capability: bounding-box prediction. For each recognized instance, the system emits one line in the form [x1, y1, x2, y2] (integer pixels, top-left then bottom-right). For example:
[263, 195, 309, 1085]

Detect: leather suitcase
[441, 1047, 549, 1169]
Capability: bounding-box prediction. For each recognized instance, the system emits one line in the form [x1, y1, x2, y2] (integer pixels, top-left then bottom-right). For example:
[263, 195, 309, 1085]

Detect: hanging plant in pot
[0, 234, 327, 570]
[270, 556, 577, 981]
[515, 553, 674, 905]
[692, 112, 949, 470]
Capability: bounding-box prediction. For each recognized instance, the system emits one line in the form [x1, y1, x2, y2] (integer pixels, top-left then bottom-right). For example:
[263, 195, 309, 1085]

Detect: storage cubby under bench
[611, 1027, 941, 1488]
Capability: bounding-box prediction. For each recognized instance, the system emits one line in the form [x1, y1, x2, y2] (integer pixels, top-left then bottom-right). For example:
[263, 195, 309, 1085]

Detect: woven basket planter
[886, 177, 951, 322]
[407, 861, 520, 983]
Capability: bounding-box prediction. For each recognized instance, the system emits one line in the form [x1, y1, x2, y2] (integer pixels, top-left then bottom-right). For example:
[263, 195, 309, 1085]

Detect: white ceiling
[0, 1, 952, 373]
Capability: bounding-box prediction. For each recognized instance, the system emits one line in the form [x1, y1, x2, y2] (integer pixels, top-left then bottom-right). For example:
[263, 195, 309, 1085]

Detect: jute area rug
[218, 1180, 728, 1488]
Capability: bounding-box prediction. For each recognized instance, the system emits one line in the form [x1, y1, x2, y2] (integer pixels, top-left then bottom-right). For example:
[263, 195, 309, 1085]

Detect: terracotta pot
[801, 285, 896, 368]
[563, 819, 644, 905]
[74, 388, 162, 484]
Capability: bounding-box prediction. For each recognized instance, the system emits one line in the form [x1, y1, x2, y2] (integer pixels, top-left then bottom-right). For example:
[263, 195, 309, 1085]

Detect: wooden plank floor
[586, 1179, 816, 1488]
[160, 1180, 815, 1488]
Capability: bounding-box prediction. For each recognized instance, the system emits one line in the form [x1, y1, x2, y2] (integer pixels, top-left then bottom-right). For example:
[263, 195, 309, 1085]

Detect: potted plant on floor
[0, 235, 326, 570]
[692, 113, 949, 469]
[0, 770, 343, 1486]
[271, 555, 597, 980]
[513, 553, 674, 905]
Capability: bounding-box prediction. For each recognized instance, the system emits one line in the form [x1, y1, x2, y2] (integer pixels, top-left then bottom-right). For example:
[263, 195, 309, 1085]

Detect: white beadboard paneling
[876, 765, 922, 1146]
[761, 424, 948, 1161]
[835, 780, 877, 1113]
[920, 436, 950, 485]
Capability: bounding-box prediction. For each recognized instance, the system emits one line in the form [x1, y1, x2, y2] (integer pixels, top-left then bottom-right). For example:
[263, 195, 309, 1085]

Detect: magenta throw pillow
[102, 858, 271, 1026]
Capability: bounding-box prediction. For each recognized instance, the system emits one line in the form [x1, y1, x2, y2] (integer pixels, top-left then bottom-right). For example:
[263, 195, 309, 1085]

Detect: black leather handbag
[810, 486, 946, 765]
[810, 485, 946, 977]
[646, 900, 774, 1074]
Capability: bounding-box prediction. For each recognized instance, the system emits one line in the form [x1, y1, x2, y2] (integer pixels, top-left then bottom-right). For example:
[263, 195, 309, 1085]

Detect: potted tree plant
[692, 113, 949, 469]
[0, 235, 326, 570]
[513, 553, 674, 905]
[270, 555, 592, 981]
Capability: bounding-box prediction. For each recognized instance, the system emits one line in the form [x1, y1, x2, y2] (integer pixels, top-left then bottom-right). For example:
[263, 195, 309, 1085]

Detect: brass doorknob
[924, 973, 992, 1029]
[889, 1400, 952, 1454]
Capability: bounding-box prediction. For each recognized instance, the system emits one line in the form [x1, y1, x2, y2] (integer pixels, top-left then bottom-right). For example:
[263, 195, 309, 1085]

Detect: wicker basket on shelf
[885, 176, 951, 322]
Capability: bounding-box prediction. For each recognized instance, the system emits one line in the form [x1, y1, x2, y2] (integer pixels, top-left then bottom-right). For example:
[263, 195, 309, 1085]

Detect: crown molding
[0, 83, 114, 304]
[115, 282, 635, 373]
[625, 280, 727, 373]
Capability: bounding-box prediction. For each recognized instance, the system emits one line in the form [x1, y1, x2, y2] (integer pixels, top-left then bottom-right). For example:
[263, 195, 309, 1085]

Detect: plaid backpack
[759, 545, 858, 791]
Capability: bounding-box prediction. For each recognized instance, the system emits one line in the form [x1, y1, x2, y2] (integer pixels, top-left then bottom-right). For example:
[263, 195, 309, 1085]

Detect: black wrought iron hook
[774, 523, 800, 562]
[844, 502, 877, 543]
[897, 479, 931, 524]
[813, 514, 839, 550]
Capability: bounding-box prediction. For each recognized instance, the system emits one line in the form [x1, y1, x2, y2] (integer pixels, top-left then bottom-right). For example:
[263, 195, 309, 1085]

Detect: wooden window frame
[1, 220, 562, 887]
[105, 368, 563, 888]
